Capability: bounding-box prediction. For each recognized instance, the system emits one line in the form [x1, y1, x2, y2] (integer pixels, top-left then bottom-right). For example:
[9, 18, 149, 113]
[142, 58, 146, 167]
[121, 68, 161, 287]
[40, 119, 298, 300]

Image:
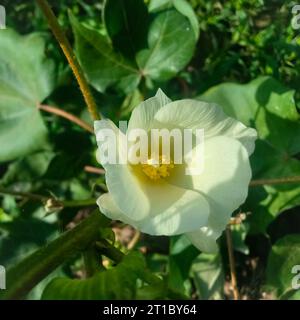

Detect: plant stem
[95, 240, 161, 286]
[225, 226, 240, 300]
[63, 199, 97, 208]
[39, 104, 94, 133]
[250, 176, 300, 187]
[0, 187, 96, 208]
[83, 244, 105, 277]
[96, 239, 124, 264]
[0, 210, 110, 300]
[36, 0, 100, 121]
[84, 165, 105, 175]
[0, 187, 48, 201]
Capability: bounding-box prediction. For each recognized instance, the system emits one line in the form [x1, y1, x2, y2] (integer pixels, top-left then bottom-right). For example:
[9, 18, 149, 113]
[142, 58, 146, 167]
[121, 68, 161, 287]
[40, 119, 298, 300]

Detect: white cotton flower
[94, 89, 257, 253]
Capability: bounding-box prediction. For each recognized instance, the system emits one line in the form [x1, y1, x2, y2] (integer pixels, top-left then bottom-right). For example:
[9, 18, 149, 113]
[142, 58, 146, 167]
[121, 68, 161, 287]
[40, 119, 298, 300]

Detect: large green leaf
[0, 215, 57, 267]
[70, 13, 141, 94]
[137, 9, 196, 81]
[202, 77, 300, 154]
[266, 235, 300, 299]
[149, 0, 199, 39]
[191, 253, 224, 300]
[0, 30, 54, 162]
[71, 5, 197, 93]
[201, 77, 300, 234]
[247, 145, 300, 234]
[42, 251, 148, 300]
[104, 0, 149, 58]
[1, 151, 55, 187]
[168, 235, 199, 294]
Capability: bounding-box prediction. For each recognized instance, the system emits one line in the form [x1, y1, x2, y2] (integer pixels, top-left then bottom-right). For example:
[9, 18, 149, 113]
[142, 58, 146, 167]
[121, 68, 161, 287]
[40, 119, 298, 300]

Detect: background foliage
[0, 0, 299, 300]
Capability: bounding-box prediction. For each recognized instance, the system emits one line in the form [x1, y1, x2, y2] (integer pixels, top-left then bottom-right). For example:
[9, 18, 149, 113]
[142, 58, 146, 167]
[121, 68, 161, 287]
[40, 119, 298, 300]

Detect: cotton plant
[95, 89, 257, 253]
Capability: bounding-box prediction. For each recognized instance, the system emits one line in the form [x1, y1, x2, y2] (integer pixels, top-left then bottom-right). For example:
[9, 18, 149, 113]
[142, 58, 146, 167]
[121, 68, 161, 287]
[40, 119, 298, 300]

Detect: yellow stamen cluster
[141, 156, 174, 180]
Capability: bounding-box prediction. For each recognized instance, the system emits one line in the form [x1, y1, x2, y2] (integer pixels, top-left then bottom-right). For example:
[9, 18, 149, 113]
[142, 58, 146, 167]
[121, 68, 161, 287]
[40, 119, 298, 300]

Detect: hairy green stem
[249, 176, 300, 187]
[95, 240, 161, 285]
[0, 187, 96, 208]
[36, 0, 100, 121]
[62, 199, 97, 208]
[83, 244, 105, 277]
[0, 187, 48, 201]
[0, 210, 109, 300]
[96, 239, 125, 264]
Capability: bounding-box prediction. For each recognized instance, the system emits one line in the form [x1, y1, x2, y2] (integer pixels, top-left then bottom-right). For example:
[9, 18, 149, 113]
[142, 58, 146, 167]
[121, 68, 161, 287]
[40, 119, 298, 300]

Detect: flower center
[141, 156, 174, 180]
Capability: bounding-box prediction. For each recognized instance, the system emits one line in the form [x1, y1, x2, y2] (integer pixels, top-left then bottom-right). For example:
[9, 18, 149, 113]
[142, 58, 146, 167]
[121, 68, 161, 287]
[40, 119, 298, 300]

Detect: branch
[0, 210, 110, 300]
[39, 104, 93, 134]
[225, 226, 240, 300]
[0, 187, 96, 209]
[36, 0, 100, 121]
[250, 176, 300, 187]
[96, 239, 124, 263]
[84, 165, 105, 175]
[0, 187, 47, 201]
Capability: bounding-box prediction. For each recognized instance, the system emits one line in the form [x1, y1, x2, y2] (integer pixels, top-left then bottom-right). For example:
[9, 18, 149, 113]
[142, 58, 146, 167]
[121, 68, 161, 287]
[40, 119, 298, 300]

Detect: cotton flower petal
[154, 99, 257, 155]
[186, 227, 220, 253]
[97, 193, 124, 221]
[135, 180, 210, 235]
[97, 186, 210, 236]
[95, 119, 150, 221]
[167, 135, 251, 234]
[128, 88, 171, 133]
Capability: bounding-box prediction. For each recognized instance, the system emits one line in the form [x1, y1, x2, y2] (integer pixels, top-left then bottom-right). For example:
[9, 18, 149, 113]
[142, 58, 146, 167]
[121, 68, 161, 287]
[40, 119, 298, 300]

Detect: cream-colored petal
[167, 136, 251, 234]
[154, 99, 257, 155]
[186, 227, 220, 253]
[97, 193, 124, 221]
[94, 119, 150, 221]
[97, 185, 210, 236]
[128, 88, 171, 133]
[97, 193, 140, 227]
[136, 180, 210, 235]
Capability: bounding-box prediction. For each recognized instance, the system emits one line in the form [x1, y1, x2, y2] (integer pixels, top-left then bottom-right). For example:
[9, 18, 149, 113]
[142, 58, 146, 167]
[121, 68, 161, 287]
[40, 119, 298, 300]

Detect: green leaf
[26, 267, 66, 300]
[1, 151, 55, 187]
[0, 208, 12, 222]
[137, 9, 196, 81]
[71, 6, 197, 93]
[149, 0, 199, 39]
[0, 210, 109, 300]
[231, 223, 250, 255]
[201, 77, 300, 154]
[136, 276, 186, 299]
[120, 89, 144, 118]
[266, 235, 300, 298]
[42, 251, 147, 300]
[69, 13, 141, 94]
[0, 30, 55, 162]
[201, 77, 300, 233]
[168, 235, 199, 293]
[191, 253, 225, 300]
[279, 289, 300, 300]
[104, 0, 149, 58]
[247, 147, 300, 234]
[136, 278, 168, 299]
[172, 0, 199, 40]
[0, 215, 57, 267]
